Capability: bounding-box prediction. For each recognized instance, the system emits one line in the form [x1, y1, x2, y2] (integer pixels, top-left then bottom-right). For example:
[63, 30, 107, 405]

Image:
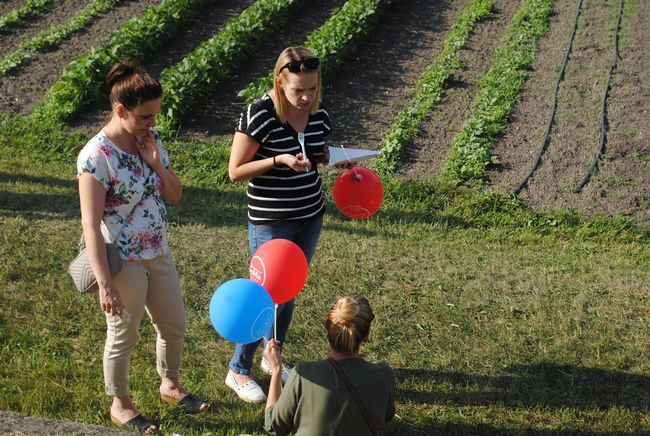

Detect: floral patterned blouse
[76, 129, 170, 261]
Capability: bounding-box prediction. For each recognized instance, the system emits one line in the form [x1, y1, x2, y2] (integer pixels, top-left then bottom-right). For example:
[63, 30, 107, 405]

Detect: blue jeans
[229, 214, 323, 375]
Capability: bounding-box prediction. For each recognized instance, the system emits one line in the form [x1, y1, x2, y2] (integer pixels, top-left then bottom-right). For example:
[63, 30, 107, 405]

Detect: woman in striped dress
[226, 46, 331, 403]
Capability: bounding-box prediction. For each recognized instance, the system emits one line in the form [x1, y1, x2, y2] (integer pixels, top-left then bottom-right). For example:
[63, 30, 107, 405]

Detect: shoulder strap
[328, 358, 379, 436]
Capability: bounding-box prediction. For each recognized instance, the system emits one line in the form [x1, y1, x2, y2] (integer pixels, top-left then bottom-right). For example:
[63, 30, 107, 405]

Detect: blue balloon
[209, 278, 274, 344]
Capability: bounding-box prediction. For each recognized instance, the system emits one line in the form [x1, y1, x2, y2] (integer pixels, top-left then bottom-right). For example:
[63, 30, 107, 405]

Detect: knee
[156, 317, 186, 341]
[105, 326, 140, 355]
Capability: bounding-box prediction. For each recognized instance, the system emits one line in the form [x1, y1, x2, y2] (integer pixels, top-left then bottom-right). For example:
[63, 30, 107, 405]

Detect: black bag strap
[328, 358, 379, 435]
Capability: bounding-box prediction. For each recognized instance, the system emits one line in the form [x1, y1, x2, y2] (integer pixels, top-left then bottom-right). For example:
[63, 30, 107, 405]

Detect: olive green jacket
[265, 357, 395, 435]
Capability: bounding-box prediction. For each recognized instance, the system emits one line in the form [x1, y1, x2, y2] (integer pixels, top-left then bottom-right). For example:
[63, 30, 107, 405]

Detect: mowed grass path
[0, 144, 648, 434]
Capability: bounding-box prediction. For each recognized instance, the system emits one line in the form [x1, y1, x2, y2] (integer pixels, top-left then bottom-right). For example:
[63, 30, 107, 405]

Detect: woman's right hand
[263, 339, 284, 374]
[278, 153, 311, 173]
[99, 283, 124, 316]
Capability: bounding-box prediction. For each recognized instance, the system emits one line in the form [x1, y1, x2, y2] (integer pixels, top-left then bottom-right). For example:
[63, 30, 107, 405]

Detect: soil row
[0, 0, 162, 116]
[0, 0, 647, 226]
[487, 0, 649, 225]
[70, 0, 261, 132]
[0, 1, 32, 16]
[396, 0, 523, 180]
[0, 0, 94, 60]
[174, 0, 350, 139]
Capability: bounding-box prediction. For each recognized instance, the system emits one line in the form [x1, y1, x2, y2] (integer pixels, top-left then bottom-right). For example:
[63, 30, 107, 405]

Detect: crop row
[0, 0, 127, 76]
[443, 0, 555, 184]
[34, 0, 219, 123]
[158, 0, 395, 132]
[238, 0, 394, 103]
[373, 0, 495, 176]
[0, 0, 54, 31]
[158, 0, 306, 134]
[13, 0, 555, 189]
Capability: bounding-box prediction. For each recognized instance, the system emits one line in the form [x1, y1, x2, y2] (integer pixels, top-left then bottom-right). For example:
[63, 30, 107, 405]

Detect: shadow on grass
[0, 169, 475, 234]
[385, 363, 650, 434]
[0, 172, 77, 188]
[386, 420, 625, 435]
[0, 172, 78, 219]
[395, 362, 650, 412]
[0, 172, 247, 226]
[168, 185, 247, 227]
[0, 191, 79, 219]
[185, 362, 646, 436]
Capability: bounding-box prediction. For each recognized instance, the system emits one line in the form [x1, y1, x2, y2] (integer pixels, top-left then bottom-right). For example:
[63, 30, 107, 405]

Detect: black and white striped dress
[236, 93, 331, 224]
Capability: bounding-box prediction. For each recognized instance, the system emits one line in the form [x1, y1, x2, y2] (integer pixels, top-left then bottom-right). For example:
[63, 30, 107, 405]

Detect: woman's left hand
[136, 131, 162, 171]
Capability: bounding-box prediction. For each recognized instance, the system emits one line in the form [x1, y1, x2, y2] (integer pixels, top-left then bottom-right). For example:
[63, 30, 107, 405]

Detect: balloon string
[339, 144, 360, 178]
[274, 303, 278, 340]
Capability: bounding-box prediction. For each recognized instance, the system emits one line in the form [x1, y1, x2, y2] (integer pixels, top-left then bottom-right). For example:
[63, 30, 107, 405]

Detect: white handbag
[68, 240, 123, 292]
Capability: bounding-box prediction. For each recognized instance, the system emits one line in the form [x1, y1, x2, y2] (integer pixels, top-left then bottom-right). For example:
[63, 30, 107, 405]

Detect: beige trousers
[103, 253, 186, 397]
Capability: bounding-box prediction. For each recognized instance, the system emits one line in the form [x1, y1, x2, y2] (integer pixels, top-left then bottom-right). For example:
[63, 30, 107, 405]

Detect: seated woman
[263, 294, 395, 435]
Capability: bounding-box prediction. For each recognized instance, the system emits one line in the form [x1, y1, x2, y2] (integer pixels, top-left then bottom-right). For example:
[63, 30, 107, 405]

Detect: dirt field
[0, 0, 647, 226]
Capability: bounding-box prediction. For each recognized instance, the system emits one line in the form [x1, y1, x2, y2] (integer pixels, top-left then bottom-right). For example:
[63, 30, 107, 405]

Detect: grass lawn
[0, 127, 648, 434]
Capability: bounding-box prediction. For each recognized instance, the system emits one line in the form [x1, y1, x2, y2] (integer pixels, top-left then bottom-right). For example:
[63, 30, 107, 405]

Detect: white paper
[328, 146, 381, 167]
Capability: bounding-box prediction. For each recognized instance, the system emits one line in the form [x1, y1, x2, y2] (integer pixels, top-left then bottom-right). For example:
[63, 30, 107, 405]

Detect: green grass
[1, 114, 649, 433]
[0, 0, 647, 431]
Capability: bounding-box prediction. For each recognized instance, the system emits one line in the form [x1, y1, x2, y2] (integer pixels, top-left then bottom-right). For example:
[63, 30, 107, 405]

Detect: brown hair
[324, 294, 375, 354]
[107, 62, 162, 111]
[272, 47, 321, 124]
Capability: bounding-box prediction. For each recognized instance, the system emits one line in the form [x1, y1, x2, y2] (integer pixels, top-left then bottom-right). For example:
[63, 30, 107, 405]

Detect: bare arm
[136, 131, 183, 204]
[78, 172, 124, 316]
[263, 339, 284, 410]
[229, 132, 311, 182]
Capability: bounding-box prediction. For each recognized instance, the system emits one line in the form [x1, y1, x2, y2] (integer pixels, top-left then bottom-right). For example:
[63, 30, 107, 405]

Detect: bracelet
[273, 155, 277, 168]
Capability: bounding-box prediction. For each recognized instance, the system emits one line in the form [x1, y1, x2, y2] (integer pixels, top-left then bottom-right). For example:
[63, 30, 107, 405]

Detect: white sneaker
[260, 357, 292, 383]
[225, 370, 267, 403]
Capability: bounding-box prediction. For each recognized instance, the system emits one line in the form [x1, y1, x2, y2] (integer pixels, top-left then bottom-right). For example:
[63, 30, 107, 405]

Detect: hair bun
[325, 294, 374, 354]
[107, 62, 136, 89]
[331, 298, 360, 325]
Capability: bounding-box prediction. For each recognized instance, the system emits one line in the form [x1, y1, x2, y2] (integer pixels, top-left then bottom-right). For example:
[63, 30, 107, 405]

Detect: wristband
[273, 155, 277, 168]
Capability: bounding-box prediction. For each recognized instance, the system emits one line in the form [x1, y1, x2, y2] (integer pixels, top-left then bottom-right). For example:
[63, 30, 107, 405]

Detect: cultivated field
[1, 0, 648, 434]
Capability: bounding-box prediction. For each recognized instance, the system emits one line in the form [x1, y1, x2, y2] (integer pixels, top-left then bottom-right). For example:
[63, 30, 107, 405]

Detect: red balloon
[333, 167, 384, 219]
[249, 238, 308, 304]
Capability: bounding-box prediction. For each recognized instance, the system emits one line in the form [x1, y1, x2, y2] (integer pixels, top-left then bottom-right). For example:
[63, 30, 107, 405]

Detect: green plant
[238, 0, 394, 103]
[373, 0, 495, 175]
[443, 0, 555, 184]
[0, 0, 126, 76]
[0, 0, 54, 31]
[33, 0, 218, 123]
[158, 0, 305, 134]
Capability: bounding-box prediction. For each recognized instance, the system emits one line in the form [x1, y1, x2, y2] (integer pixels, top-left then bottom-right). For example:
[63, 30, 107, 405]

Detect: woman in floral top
[77, 63, 207, 433]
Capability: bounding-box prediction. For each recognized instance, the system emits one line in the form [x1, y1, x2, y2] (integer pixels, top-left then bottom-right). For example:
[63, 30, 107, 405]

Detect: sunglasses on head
[279, 57, 320, 74]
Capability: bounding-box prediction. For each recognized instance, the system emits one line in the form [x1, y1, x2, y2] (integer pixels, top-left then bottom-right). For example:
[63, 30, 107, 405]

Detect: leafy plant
[33, 0, 218, 123]
[238, 0, 394, 103]
[0, 0, 126, 76]
[0, 0, 54, 31]
[158, 0, 306, 134]
[373, 0, 495, 176]
[443, 0, 555, 184]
